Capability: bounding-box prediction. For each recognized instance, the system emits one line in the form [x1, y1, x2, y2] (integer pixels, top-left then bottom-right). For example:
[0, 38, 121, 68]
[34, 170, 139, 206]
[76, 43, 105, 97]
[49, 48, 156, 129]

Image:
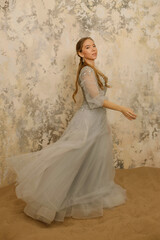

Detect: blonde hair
[72, 37, 111, 103]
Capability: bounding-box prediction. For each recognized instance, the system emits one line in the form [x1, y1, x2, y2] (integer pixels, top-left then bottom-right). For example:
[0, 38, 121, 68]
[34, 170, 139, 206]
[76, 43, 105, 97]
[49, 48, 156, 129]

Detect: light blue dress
[6, 66, 127, 224]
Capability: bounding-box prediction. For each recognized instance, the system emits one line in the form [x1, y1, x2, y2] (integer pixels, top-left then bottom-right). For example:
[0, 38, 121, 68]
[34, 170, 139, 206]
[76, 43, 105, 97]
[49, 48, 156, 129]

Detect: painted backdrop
[0, 0, 160, 187]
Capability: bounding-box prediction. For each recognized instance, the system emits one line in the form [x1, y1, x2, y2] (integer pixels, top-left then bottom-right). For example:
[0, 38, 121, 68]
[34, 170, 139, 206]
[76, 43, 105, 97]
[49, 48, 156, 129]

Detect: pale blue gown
[6, 66, 127, 224]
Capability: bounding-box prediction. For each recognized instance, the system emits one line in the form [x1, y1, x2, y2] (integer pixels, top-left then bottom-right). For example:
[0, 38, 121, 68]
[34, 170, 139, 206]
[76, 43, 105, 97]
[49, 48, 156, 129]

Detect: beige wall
[0, 0, 160, 187]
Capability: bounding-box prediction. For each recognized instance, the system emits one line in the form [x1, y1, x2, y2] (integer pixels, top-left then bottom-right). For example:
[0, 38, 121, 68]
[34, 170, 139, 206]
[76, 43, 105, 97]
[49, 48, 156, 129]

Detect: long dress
[6, 65, 127, 225]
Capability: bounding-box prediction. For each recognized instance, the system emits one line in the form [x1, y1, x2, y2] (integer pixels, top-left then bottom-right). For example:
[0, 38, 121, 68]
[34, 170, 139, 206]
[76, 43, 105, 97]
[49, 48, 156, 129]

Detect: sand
[0, 166, 160, 240]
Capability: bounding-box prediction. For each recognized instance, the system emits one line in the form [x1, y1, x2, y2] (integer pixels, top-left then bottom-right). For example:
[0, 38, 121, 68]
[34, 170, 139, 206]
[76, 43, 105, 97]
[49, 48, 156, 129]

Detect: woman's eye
[86, 45, 96, 49]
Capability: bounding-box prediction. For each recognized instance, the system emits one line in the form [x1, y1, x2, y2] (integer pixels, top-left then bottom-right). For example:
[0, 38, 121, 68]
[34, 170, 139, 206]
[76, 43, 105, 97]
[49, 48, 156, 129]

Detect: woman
[6, 37, 137, 225]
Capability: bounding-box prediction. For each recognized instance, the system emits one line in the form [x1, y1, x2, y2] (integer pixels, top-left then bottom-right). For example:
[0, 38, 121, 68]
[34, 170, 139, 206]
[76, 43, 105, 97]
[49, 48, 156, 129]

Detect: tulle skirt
[6, 106, 127, 224]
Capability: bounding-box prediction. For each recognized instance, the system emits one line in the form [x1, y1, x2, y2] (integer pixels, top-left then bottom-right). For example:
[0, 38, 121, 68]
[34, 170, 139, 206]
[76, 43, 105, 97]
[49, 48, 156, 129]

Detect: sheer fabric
[6, 66, 127, 225]
[79, 66, 107, 109]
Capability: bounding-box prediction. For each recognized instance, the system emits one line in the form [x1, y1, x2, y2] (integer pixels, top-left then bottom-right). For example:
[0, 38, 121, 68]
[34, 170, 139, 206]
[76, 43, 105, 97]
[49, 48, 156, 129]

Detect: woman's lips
[92, 53, 97, 56]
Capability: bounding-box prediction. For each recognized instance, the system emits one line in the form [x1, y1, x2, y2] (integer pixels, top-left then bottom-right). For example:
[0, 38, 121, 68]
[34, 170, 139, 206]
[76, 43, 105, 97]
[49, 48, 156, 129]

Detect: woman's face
[78, 39, 97, 61]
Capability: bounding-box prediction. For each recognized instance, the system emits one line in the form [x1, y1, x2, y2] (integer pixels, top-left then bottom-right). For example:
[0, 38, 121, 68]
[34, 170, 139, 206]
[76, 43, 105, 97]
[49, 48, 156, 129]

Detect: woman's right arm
[79, 66, 137, 120]
[102, 100, 137, 120]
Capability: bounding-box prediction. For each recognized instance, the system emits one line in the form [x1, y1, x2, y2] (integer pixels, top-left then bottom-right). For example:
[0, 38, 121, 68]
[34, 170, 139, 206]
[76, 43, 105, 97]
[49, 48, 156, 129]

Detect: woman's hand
[102, 100, 137, 120]
[120, 106, 137, 120]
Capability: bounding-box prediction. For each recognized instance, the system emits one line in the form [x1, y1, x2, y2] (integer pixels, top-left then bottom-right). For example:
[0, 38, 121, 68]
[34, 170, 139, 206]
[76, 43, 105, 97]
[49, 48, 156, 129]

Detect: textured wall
[0, 0, 160, 187]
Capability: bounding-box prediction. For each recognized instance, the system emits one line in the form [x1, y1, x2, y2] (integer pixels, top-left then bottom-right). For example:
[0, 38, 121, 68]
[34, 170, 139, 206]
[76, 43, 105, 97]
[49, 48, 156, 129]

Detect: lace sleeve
[79, 66, 107, 109]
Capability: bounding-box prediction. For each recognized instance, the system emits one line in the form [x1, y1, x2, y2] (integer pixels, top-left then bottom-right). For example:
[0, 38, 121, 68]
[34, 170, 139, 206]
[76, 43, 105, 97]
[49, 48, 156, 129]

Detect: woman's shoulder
[79, 66, 94, 77]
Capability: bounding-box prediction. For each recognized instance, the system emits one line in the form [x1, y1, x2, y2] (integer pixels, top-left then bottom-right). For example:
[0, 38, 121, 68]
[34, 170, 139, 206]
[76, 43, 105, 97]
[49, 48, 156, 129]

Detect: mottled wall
[0, 0, 160, 187]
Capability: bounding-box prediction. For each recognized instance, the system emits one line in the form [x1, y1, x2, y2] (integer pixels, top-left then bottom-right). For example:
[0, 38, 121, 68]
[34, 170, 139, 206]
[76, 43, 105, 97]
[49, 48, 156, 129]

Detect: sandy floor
[0, 166, 160, 240]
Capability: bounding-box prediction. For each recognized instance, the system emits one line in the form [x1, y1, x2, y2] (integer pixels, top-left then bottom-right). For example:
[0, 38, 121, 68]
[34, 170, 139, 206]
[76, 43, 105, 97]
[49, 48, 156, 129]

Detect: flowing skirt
[6, 106, 127, 224]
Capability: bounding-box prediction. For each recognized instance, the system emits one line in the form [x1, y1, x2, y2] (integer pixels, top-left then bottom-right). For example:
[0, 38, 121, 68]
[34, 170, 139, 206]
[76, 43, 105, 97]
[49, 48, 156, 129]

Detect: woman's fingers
[125, 110, 137, 120]
[123, 112, 131, 120]
[127, 109, 137, 118]
[128, 114, 133, 120]
[130, 111, 137, 117]
[128, 113, 136, 119]
[121, 106, 137, 120]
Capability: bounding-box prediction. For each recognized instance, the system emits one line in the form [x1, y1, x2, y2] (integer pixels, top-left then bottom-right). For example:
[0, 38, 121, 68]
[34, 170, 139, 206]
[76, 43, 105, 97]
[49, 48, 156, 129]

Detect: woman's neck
[84, 59, 95, 67]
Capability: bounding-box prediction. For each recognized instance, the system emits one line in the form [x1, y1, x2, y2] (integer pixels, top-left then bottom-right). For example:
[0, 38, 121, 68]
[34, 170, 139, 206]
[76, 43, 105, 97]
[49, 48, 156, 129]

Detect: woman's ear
[78, 51, 84, 58]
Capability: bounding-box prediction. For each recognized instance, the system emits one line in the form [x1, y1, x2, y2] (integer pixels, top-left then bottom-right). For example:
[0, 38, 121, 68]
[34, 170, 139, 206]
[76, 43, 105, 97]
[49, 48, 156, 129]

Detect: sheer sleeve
[79, 66, 107, 109]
